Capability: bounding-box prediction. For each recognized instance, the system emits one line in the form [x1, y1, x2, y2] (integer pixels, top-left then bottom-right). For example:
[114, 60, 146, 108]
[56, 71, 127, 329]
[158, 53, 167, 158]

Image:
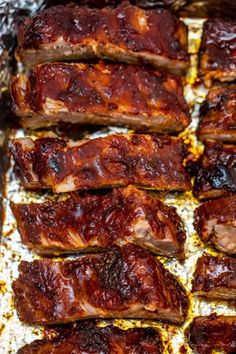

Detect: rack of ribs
[11, 62, 190, 132]
[188, 314, 236, 354]
[17, 321, 163, 353]
[193, 140, 236, 200]
[194, 196, 236, 255]
[12, 243, 189, 325]
[9, 135, 191, 193]
[199, 17, 236, 87]
[15, 2, 189, 73]
[11, 185, 186, 257]
[197, 85, 236, 143]
[191, 253, 236, 300]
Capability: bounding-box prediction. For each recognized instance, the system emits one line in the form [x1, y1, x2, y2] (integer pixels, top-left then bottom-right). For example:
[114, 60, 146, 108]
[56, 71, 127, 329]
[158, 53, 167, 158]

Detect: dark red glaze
[194, 196, 236, 255]
[9, 135, 191, 193]
[18, 3, 186, 56]
[13, 243, 188, 325]
[199, 17, 236, 87]
[193, 140, 236, 200]
[11, 62, 190, 132]
[192, 253, 236, 300]
[198, 86, 236, 142]
[16, 2, 189, 71]
[18, 321, 163, 354]
[188, 314, 236, 354]
[11, 186, 186, 257]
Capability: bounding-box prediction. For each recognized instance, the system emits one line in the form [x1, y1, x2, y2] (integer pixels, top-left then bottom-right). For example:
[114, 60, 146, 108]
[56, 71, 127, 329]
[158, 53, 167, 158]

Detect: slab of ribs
[13, 244, 189, 325]
[9, 135, 191, 193]
[11, 186, 186, 257]
[11, 62, 190, 132]
[16, 2, 189, 73]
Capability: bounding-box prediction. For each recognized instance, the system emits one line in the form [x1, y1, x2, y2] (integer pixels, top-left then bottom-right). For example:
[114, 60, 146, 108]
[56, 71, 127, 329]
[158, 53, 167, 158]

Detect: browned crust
[16, 2, 189, 73]
[11, 62, 190, 132]
[194, 196, 236, 255]
[11, 185, 186, 257]
[193, 140, 236, 200]
[192, 253, 236, 300]
[188, 314, 236, 354]
[197, 86, 236, 142]
[18, 321, 163, 354]
[13, 244, 189, 325]
[199, 17, 236, 88]
[9, 135, 191, 193]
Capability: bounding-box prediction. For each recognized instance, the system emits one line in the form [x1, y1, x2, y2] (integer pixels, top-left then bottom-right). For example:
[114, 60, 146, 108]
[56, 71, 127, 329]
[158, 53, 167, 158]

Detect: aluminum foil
[0, 15, 236, 354]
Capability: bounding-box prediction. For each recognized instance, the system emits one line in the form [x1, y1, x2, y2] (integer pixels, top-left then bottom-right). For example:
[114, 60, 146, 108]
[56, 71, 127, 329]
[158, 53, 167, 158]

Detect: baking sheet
[0, 17, 236, 354]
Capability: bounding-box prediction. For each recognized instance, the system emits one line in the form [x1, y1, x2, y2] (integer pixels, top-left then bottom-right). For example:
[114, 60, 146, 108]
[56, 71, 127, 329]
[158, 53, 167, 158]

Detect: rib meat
[199, 17, 236, 87]
[18, 321, 163, 354]
[13, 243, 188, 325]
[192, 253, 236, 300]
[197, 85, 236, 142]
[11, 62, 190, 132]
[188, 314, 236, 354]
[11, 185, 186, 257]
[9, 135, 191, 193]
[194, 196, 236, 255]
[16, 2, 189, 73]
[193, 140, 236, 200]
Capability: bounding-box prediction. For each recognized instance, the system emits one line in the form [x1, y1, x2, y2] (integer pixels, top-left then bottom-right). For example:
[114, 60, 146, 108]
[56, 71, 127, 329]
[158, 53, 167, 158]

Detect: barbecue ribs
[11, 186, 186, 257]
[16, 2, 189, 73]
[192, 253, 236, 300]
[199, 17, 236, 87]
[13, 244, 188, 325]
[194, 140, 236, 200]
[9, 135, 191, 193]
[17, 321, 163, 354]
[11, 62, 190, 132]
[194, 196, 236, 255]
[198, 85, 236, 143]
[188, 314, 236, 354]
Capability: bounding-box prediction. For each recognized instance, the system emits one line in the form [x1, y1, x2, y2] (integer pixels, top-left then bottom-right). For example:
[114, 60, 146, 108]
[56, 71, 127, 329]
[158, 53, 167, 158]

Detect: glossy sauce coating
[11, 186, 186, 257]
[9, 135, 191, 193]
[13, 244, 188, 325]
[18, 321, 163, 354]
[199, 17, 236, 87]
[188, 314, 236, 354]
[194, 140, 236, 200]
[194, 196, 236, 255]
[198, 86, 236, 142]
[11, 62, 190, 132]
[192, 253, 236, 300]
[16, 3, 189, 69]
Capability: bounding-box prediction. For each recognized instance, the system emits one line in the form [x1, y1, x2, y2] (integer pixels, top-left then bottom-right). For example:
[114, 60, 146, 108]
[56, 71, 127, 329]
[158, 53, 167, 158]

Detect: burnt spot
[194, 140, 236, 199]
[207, 165, 236, 191]
[94, 247, 137, 299]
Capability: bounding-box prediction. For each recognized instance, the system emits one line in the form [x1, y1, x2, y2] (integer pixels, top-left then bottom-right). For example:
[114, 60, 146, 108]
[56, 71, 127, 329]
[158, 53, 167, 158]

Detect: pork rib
[16, 2, 189, 73]
[11, 185, 186, 257]
[9, 135, 191, 193]
[193, 140, 236, 200]
[188, 314, 236, 354]
[13, 243, 188, 325]
[192, 253, 236, 300]
[197, 85, 236, 143]
[18, 321, 163, 354]
[194, 196, 236, 255]
[11, 62, 190, 132]
[199, 17, 236, 87]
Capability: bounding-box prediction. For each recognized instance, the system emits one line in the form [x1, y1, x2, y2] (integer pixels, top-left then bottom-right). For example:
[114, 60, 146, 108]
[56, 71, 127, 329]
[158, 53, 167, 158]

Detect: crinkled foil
[0, 12, 236, 354]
